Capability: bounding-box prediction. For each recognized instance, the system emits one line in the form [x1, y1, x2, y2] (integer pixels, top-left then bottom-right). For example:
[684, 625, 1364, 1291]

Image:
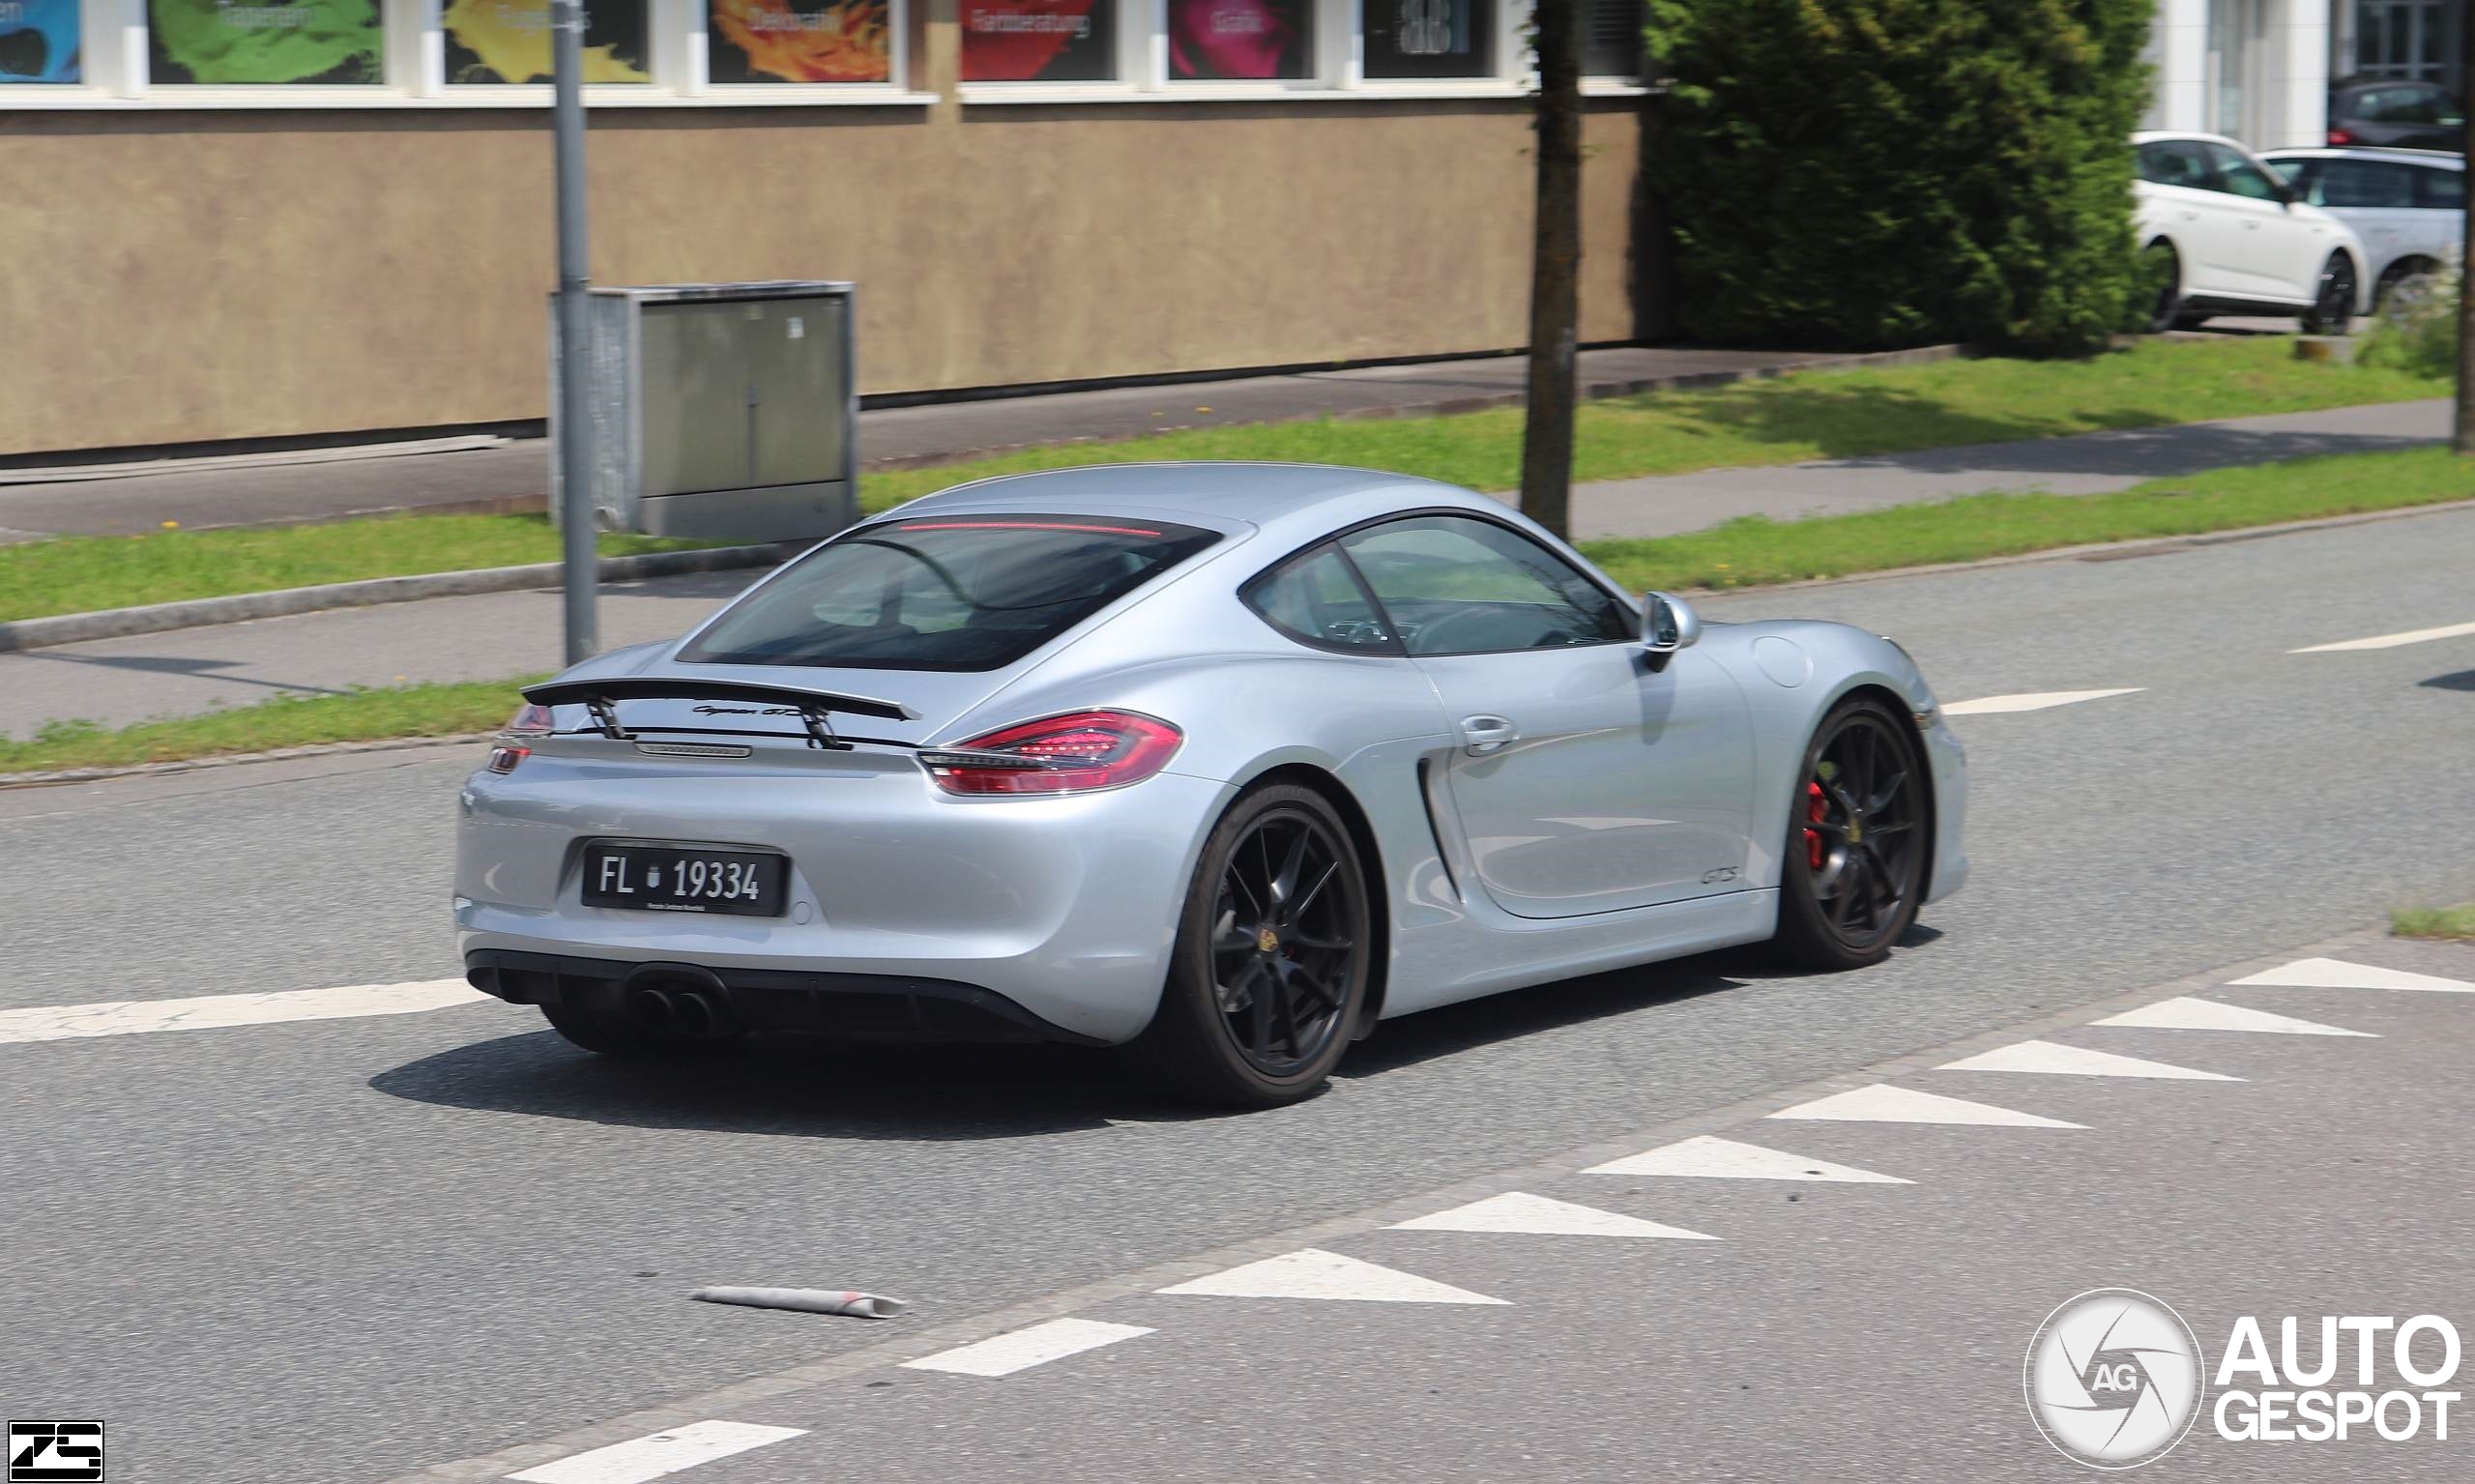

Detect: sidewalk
[0, 345, 1885, 540]
[0, 397, 2446, 739]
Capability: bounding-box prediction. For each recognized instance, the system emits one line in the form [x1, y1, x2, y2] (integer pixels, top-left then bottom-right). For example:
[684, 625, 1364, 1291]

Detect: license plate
[582, 844, 787, 917]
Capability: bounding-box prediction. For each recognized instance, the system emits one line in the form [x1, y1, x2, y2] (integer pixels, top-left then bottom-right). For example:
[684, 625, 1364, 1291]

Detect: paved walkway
[0, 398, 2449, 739]
[0, 345, 1869, 540]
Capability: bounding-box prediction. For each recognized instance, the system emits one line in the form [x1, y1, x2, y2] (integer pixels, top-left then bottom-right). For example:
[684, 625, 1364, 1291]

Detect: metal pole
[552, 0, 599, 661]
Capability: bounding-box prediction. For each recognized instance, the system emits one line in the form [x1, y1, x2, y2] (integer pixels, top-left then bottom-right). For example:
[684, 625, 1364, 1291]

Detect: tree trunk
[1522, 0, 1586, 537]
[2459, 6, 2475, 455]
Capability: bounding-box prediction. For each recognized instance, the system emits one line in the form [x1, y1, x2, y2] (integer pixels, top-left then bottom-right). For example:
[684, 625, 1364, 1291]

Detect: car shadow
[371, 927, 1950, 1139]
[2420, 668, 2475, 692]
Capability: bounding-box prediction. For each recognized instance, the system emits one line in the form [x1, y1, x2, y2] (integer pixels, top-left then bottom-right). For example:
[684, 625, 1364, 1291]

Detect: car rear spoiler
[521, 677, 917, 752]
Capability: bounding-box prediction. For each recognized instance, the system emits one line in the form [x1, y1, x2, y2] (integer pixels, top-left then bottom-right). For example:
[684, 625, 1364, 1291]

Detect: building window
[960, 0, 1113, 81]
[0, 0, 82, 81]
[146, 0, 385, 83]
[442, 0, 650, 82]
[1167, 0, 1312, 80]
[1363, 0, 1490, 78]
[1581, 0, 1640, 77]
[709, 0, 892, 82]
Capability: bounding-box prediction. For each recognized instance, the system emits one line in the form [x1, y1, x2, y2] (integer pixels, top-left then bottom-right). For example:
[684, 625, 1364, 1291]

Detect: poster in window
[1168, 0, 1307, 79]
[1362, 0, 1487, 77]
[0, 0, 80, 81]
[148, 0, 383, 82]
[443, 0, 648, 81]
[960, 0, 1110, 83]
[709, 0, 889, 82]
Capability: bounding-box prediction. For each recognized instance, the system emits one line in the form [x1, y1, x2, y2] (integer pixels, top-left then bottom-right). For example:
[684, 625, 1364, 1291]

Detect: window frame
[1238, 539, 1410, 657]
[1271, 508, 1640, 660]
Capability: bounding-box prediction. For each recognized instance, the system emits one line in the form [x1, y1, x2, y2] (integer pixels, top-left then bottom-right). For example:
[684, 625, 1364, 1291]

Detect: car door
[2307, 155, 2421, 282]
[2136, 139, 2239, 296]
[2203, 141, 2325, 302]
[2410, 162, 2466, 276]
[1336, 512, 1755, 918]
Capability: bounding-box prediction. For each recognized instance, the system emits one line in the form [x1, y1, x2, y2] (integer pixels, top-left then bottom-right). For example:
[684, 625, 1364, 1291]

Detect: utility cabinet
[552, 281, 857, 542]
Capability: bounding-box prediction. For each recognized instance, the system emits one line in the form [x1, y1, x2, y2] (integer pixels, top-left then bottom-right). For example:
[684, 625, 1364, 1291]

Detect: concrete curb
[0, 541, 799, 655]
[857, 344, 1969, 472]
[0, 732, 496, 791]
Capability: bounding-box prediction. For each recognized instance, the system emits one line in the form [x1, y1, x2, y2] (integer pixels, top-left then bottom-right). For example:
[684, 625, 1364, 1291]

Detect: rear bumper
[465, 948, 1109, 1045]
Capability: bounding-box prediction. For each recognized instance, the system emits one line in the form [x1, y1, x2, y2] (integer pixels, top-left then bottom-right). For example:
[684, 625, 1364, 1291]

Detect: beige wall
[0, 97, 1642, 456]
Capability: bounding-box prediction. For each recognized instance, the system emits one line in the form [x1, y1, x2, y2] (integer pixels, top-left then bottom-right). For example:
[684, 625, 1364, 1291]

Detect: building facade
[2144, 0, 2466, 151]
[0, 0, 1649, 458]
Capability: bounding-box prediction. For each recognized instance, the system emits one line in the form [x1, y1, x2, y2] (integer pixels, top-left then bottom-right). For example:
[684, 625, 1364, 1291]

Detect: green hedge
[1645, 0, 2153, 355]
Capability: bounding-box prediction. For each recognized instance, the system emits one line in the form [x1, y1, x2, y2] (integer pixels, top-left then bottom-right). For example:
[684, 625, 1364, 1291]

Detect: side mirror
[1641, 591, 1701, 671]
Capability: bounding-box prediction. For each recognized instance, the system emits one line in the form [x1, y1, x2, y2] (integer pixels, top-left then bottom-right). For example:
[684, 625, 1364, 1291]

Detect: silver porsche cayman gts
[455, 463, 1967, 1106]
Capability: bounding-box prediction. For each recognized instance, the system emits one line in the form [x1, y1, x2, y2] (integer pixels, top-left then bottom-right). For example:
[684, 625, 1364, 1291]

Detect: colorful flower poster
[960, 0, 1109, 83]
[708, 0, 888, 83]
[0, 0, 81, 83]
[443, 0, 648, 82]
[147, 0, 383, 83]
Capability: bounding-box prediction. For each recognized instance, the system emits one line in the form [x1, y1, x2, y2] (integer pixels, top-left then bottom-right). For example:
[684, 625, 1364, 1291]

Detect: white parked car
[2260, 146, 2462, 308]
[2133, 131, 2371, 334]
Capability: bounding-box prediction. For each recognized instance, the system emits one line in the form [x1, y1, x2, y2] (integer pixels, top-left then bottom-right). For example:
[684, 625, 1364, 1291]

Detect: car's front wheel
[2300, 252, 2357, 335]
[2140, 240, 2185, 334]
[1124, 781, 1372, 1108]
[1769, 696, 1928, 971]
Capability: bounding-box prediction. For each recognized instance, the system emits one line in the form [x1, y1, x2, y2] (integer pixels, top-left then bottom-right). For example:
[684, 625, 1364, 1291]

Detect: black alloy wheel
[2301, 252, 2357, 335]
[1770, 697, 1927, 970]
[2141, 241, 2184, 334]
[1125, 782, 1371, 1107]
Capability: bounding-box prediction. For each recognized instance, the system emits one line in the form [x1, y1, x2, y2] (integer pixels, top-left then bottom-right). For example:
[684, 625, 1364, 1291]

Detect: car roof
[2332, 74, 2455, 93]
[885, 461, 1488, 525]
[2132, 131, 2248, 149]
[2260, 144, 2463, 168]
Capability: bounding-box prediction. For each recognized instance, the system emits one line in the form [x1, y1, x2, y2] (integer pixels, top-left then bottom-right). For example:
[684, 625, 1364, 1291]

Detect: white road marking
[900, 1318, 1154, 1379]
[2228, 957, 2475, 993]
[506, 1420, 807, 1484]
[1156, 1249, 1509, 1305]
[2091, 997, 2375, 1037]
[1935, 1039, 2239, 1081]
[1768, 1084, 2085, 1128]
[2291, 619, 2475, 653]
[0, 979, 486, 1046]
[1937, 688, 2145, 716]
[1583, 1134, 1912, 1183]
[1388, 1192, 1718, 1239]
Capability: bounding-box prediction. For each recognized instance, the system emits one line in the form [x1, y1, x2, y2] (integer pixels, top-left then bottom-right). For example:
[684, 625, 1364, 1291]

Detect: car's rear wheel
[2300, 252, 2357, 335]
[2140, 241, 2185, 334]
[1124, 782, 1371, 1108]
[1769, 697, 1927, 971]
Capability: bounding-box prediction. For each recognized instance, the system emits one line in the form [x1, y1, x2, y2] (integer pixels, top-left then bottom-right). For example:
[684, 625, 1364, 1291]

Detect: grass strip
[0, 338, 2443, 626]
[858, 336, 2447, 510]
[1573, 447, 2475, 594]
[0, 678, 548, 774]
[2391, 904, 2475, 941]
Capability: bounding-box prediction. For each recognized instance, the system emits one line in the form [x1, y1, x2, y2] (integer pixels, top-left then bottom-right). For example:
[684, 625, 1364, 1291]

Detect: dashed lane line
[900, 1319, 1156, 1379]
[505, 1421, 807, 1484]
[0, 978, 484, 1045]
[2088, 997, 2374, 1036]
[1938, 688, 2145, 715]
[2228, 956, 2475, 993]
[1581, 1134, 1912, 1183]
[1387, 1191, 1719, 1239]
[1156, 1249, 1510, 1305]
[1767, 1083, 2087, 1128]
[2291, 619, 2475, 653]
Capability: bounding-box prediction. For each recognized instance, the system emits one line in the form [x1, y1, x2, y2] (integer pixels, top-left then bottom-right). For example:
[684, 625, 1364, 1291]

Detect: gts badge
[1701, 866, 1740, 885]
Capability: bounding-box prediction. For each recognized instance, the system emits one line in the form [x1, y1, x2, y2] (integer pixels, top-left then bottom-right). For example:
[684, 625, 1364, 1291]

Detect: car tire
[1122, 782, 1373, 1109]
[2140, 241, 2185, 334]
[2299, 252, 2357, 335]
[1767, 696, 1929, 972]
[539, 1002, 739, 1061]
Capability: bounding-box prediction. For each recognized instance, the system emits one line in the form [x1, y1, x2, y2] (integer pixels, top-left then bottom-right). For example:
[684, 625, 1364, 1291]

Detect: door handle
[1460, 714, 1519, 756]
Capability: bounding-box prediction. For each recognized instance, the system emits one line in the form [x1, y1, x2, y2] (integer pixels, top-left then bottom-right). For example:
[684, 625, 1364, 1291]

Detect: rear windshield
[678, 514, 1221, 672]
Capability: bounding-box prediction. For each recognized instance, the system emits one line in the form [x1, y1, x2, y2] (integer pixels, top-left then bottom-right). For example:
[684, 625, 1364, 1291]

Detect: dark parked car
[2327, 77, 2465, 151]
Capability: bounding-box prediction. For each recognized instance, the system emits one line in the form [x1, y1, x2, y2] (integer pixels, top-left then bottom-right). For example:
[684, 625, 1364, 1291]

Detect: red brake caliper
[1803, 781, 1827, 871]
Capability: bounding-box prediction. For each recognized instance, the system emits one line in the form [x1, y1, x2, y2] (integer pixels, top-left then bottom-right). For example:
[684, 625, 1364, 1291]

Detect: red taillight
[505, 702, 555, 737]
[2328, 128, 2355, 145]
[486, 745, 530, 774]
[920, 711, 1182, 796]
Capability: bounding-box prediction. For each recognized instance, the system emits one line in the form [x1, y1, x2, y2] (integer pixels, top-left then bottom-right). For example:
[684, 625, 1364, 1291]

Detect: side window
[2137, 140, 2215, 189]
[2205, 143, 2284, 201]
[2420, 166, 2465, 211]
[2318, 159, 2419, 208]
[1339, 514, 1632, 657]
[1244, 544, 1397, 654]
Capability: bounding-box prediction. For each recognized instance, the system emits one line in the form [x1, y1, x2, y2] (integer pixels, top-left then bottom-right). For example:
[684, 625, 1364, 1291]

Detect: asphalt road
[1, 504, 2471, 1484]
